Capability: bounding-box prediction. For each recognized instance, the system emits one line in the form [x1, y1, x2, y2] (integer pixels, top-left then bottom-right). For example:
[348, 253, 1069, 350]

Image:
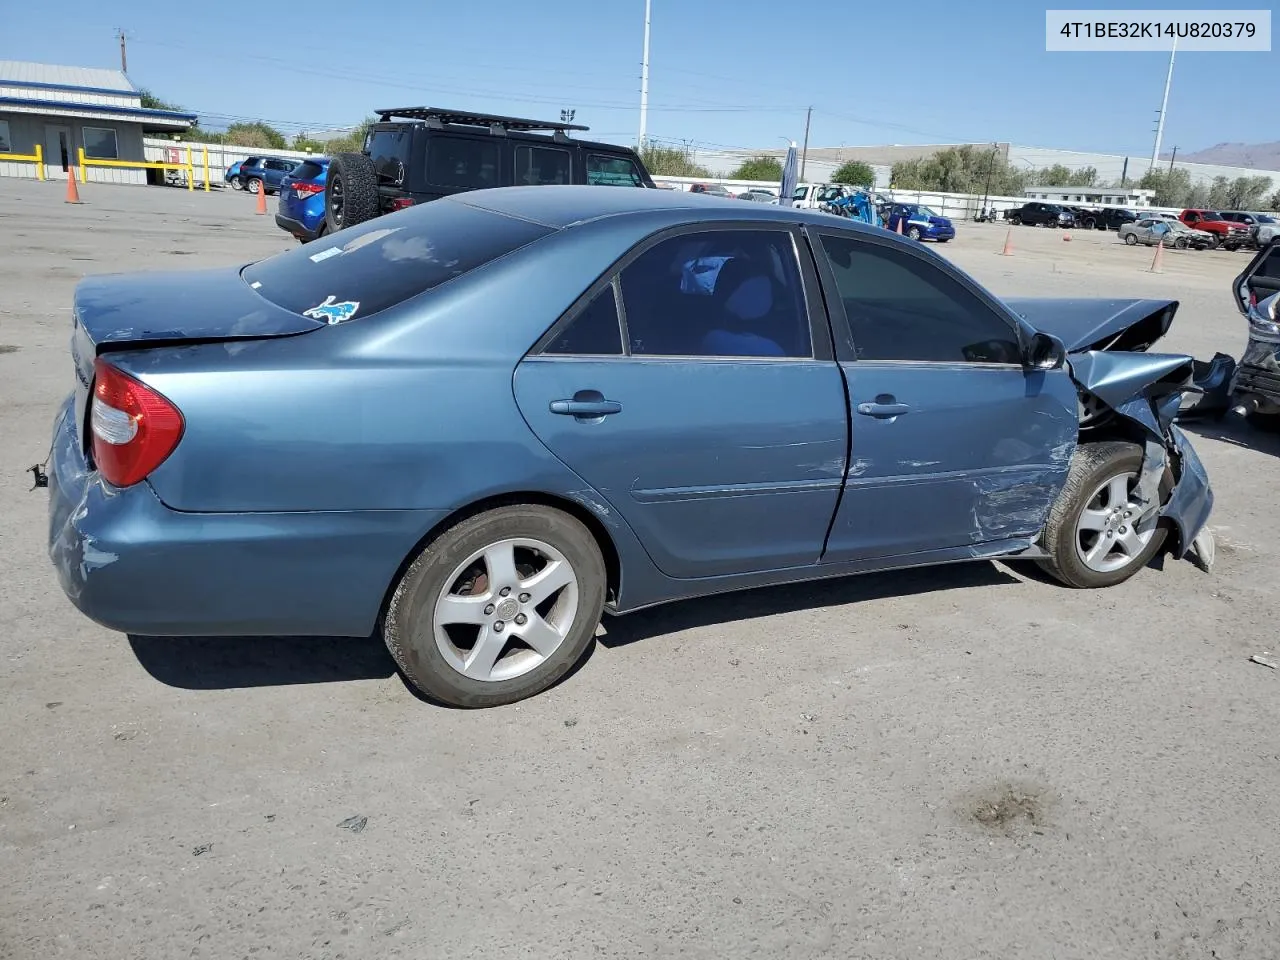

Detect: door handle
[549, 399, 622, 417]
[856, 400, 910, 419]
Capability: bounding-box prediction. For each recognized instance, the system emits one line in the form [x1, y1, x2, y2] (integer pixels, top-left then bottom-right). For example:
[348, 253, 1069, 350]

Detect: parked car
[323, 106, 654, 233]
[1008, 202, 1075, 227]
[228, 156, 300, 195]
[275, 157, 330, 243]
[690, 183, 734, 198]
[1251, 216, 1280, 249]
[1119, 217, 1213, 250]
[1230, 239, 1280, 430]
[740, 188, 778, 203]
[1078, 207, 1138, 231]
[884, 203, 955, 242]
[1178, 209, 1249, 250]
[1219, 211, 1272, 229]
[43, 187, 1216, 708]
[224, 157, 251, 190]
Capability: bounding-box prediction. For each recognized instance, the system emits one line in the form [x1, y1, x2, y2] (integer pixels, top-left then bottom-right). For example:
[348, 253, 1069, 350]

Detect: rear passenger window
[819, 234, 1020, 364]
[544, 284, 623, 355]
[618, 230, 811, 358]
[368, 128, 412, 185]
[586, 154, 644, 187]
[516, 145, 571, 185]
[426, 136, 500, 189]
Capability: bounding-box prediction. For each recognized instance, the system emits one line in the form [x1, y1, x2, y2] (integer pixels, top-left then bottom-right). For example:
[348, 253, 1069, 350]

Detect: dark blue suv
[228, 155, 299, 196]
[885, 203, 956, 242]
[276, 157, 329, 243]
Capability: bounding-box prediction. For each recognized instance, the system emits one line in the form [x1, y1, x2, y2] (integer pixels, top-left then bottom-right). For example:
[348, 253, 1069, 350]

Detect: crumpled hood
[1004, 297, 1177, 353]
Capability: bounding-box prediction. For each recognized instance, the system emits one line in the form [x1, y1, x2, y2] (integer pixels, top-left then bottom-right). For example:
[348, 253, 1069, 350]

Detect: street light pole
[638, 0, 651, 150]
[1149, 37, 1176, 172]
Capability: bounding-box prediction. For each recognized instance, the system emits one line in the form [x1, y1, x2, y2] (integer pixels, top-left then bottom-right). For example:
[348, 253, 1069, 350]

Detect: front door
[44, 125, 71, 180]
[810, 228, 1079, 562]
[514, 225, 848, 580]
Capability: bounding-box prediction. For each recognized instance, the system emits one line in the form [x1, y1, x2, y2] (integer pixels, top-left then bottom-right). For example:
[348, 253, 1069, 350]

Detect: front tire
[1037, 441, 1169, 589]
[384, 505, 606, 707]
[1124, 232, 1138, 245]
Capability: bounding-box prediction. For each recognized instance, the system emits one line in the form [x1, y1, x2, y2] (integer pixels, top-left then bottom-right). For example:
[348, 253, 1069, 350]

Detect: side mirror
[1025, 331, 1066, 371]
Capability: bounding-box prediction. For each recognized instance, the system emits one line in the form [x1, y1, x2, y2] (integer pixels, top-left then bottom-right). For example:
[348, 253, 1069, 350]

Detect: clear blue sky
[2, 0, 1272, 155]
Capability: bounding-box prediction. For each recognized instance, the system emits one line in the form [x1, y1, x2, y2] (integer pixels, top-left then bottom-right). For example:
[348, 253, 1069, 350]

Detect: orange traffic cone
[1062, 232, 1072, 241]
[1149, 239, 1165, 274]
[255, 181, 267, 215]
[65, 167, 82, 204]
[896, 216, 904, 235]
[1000, 227, 1013, 256]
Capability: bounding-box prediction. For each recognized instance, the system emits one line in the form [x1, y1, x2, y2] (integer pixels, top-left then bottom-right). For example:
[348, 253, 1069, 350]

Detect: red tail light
[90, 358, 184, 487]
[389, 197, 416, 210]
[294, 182, 325, 198]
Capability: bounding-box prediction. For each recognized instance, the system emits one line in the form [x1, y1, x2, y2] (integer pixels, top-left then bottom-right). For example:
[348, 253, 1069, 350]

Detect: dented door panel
[822, 363, 1078, 562]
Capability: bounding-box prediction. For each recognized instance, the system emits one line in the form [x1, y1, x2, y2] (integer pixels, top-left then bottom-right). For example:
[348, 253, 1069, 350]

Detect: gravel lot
[2, 180, 1278, 960]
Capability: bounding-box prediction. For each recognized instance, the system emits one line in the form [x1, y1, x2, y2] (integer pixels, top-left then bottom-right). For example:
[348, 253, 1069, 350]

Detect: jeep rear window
[242, 200, 552, 320]
[586, 154, 645, 187]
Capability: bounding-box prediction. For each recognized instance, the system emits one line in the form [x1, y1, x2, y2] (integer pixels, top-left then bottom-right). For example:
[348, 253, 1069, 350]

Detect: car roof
[452, 184, 882, 234]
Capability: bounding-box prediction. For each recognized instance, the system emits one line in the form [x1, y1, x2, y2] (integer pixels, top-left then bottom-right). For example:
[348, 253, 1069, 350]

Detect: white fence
[142, 138, 324, 186]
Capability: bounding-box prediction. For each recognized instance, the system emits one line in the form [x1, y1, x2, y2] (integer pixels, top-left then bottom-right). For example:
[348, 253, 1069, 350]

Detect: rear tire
[325, 152, 379, 233]
[230, 175, 244, 190]
[1124, 233, 1137, 245]
[384, 505, 607, 708]
[1037, 441, 1169, 589]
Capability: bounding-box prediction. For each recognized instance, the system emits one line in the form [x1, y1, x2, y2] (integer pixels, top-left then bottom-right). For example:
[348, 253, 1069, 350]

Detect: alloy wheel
[1074, 471, 1158, 574]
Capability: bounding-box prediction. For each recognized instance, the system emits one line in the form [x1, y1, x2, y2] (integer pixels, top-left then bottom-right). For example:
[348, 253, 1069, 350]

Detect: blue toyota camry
[44, 187, 1214, 707]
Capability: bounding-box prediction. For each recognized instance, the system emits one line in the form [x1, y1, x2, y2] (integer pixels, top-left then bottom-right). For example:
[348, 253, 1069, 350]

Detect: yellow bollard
[202, 147, 210, 192]
[186, 146, 194, 191]
[77, 147, 86, 183]
[35, 144, 45, 181]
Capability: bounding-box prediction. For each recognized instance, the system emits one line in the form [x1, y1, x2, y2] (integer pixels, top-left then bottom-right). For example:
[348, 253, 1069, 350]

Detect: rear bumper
[46, 397, 444, 637]
[1235, 338, 1280, 404]
[274, 212, 320, 242]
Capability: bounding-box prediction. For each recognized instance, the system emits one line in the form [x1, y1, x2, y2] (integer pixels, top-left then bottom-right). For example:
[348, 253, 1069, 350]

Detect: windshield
[791, 186, 808, 200]
[915, 206, 939, 217]
[1257, 215, 1277, 223]
[242, 199, 552, 320]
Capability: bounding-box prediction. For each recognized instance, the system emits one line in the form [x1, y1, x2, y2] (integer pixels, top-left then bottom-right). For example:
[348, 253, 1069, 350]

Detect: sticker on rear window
[303, 295, 360, 324]
[308, 246, 343, 264]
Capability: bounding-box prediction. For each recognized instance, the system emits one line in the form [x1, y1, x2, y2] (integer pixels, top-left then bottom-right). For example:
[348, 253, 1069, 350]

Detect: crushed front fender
[1067, 350, 1215, 568]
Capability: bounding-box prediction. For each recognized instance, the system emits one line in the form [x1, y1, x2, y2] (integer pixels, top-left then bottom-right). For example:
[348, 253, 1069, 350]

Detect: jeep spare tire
[325, 152, 379, 233]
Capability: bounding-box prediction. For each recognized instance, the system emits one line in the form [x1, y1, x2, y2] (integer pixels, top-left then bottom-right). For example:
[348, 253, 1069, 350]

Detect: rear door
[514, 223, 848, 579]
[809, 227, 1078, 561]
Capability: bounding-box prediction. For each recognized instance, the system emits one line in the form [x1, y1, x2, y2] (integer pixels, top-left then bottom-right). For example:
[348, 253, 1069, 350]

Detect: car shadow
[1180, 412, 1280, 459]
[128, 562, 1019, 693]
[596, 561, 1019, 649]
[128, 633, 397, 690]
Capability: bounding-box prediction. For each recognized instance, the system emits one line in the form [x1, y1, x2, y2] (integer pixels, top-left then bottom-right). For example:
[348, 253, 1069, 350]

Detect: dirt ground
[2, 180, 1278, 960]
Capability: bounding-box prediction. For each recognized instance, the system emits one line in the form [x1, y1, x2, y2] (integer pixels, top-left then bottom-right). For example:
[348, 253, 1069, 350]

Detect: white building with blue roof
[0, 60, 194, 184]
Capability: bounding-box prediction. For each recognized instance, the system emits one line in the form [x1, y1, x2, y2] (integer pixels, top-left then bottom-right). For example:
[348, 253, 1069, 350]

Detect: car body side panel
[822, 364, 1078, 561]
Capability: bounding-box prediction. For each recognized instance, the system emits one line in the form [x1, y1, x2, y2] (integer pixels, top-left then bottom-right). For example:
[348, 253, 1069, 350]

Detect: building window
[0, 119, 11, 153]
[82, 127, 119, 161]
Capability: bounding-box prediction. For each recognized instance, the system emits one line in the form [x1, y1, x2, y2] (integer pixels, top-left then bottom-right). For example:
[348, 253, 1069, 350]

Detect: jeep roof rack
[374, 107, 591, 137]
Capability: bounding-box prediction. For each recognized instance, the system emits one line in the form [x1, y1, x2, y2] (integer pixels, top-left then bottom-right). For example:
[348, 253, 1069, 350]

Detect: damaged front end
[1067, 350, 1215, 570]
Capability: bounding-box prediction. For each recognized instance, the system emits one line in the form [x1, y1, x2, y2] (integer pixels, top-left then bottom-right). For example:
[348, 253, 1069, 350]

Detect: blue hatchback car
[44, 187, 1214, 707]
[886, 204, 956, 242]
[276, 157, 329, 242]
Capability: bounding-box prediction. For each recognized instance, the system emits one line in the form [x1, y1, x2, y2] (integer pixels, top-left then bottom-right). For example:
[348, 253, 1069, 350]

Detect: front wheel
[1037, 441, 1169, 588]
[1174, 237, 1188, 250]
[1124, 232, 1138, 245]
[384, 505, 607, 707]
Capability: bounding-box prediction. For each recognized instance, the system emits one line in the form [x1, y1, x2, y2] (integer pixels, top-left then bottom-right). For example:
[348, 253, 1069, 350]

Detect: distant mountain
[1162, 142, 1280, 169]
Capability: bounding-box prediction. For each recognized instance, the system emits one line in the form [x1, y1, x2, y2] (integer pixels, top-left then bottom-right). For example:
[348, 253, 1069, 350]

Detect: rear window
[242, 200, 553, 321]
[425, 135, 501, 189]
[586, 153, 645, 187]
[292, 160, 325, 180]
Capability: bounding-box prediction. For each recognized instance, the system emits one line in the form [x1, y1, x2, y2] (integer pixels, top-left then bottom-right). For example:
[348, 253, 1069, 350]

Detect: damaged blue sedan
[41, 187, 1214, 707]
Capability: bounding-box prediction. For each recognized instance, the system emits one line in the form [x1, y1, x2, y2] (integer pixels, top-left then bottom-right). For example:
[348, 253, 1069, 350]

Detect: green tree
[1207, 176, 1232, 209]
[1226, 175, 1273, 209]
[292, 132, 326, 154]
[1138, 167, 1193, 207]
[325, 117, 378, 154]
[729, 155, 784, 181]
[1185, 182, 1211, 209]
[1268, 190, 1280, 212]
[639, 143, 712, 178]
[1030, 164, 1097, 187]
[890, 145, 1027, 195]
[223, 121, 287, 150]
[831, 160, 875, 187]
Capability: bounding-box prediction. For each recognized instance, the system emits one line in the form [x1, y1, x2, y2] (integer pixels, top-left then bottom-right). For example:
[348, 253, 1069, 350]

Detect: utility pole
[638, 0, 651, 150]
[1149, 36, 1176, 172]
[800, 106, 811, 180]
[117, 28, 128, 74]
[982, 141, 997, 215]
[1167, 145, 1177, 173]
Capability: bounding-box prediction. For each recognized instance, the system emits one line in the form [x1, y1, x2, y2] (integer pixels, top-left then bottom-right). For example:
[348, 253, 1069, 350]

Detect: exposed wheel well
[375, 492, 623, 631]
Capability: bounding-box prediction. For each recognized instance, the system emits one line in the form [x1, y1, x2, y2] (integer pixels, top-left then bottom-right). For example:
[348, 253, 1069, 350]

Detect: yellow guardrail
[78, 146, 213, 192]
[0, 144, 45, 180]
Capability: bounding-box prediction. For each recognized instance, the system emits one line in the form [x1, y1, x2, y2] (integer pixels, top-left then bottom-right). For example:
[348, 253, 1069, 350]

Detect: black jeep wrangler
[323, 107, 656, 232]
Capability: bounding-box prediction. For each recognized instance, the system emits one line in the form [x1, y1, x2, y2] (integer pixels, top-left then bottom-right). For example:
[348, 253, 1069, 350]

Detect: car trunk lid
[70, 266, 323, 448]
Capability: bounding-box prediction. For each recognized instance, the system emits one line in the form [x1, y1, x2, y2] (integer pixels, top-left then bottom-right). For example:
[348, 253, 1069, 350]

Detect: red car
[1179, 209, 1250, 250]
